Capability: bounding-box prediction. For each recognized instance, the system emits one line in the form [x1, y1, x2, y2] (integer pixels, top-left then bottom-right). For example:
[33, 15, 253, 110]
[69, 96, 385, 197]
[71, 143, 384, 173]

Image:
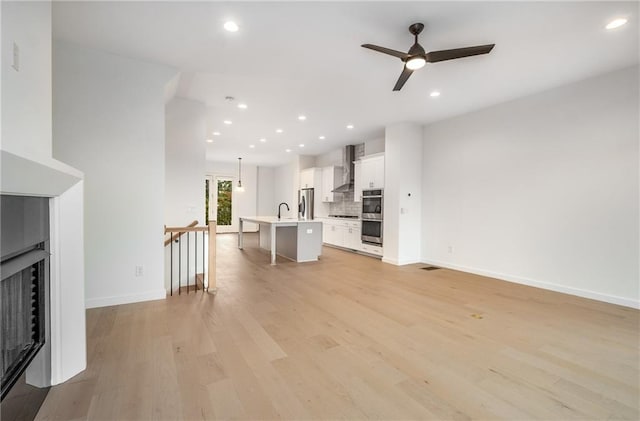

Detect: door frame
[207, 174, 239, 233]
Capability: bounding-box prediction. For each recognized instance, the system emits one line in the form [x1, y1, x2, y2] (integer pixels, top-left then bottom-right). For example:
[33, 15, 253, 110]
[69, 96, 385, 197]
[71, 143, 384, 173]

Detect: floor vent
[421, 266, 441, 271]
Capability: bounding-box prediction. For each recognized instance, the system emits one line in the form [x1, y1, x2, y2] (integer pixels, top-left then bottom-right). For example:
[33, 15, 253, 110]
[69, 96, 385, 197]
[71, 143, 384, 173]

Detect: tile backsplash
[329, 191, 360, 216]
[328, 143, 365, 216]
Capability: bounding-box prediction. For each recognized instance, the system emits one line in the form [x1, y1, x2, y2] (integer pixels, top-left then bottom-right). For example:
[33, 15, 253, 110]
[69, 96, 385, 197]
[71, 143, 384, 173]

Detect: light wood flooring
[36, 233, 639, 420]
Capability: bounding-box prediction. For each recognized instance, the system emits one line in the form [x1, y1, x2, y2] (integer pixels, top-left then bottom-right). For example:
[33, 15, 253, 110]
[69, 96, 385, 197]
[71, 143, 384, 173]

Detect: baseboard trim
[383, 257, 421, 266]
[422, 259, 639, 309]
[85, 289, 166, 309]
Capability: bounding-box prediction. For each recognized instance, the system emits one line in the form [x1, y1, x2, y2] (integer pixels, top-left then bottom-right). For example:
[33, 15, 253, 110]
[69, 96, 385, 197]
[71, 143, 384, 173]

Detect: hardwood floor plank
[35, 233, 639, 420]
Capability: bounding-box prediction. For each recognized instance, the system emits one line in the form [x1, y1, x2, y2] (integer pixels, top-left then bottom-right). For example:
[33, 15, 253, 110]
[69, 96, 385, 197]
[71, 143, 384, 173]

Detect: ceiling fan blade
[393, 67, 413, 91]
[362, 44, 409, 60]
[425, 44, 495, 63]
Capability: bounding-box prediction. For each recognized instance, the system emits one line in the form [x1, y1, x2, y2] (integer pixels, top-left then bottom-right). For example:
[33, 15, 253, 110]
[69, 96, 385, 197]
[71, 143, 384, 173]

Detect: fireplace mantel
[1, 150, 82, 197]
[1, 149, 86, 386]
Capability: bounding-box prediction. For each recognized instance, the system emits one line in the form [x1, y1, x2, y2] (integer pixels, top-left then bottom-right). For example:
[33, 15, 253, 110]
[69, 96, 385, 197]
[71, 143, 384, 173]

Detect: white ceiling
[52, 1, 638, 166]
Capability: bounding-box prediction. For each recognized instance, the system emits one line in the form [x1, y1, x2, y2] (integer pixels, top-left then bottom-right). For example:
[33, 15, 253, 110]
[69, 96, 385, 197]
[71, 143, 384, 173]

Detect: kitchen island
[238, 217, 323, 265]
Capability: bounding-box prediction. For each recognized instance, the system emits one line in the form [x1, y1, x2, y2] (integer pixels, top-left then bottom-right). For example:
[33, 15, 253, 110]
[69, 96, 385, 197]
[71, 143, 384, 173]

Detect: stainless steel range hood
[332, 145, 355, 193]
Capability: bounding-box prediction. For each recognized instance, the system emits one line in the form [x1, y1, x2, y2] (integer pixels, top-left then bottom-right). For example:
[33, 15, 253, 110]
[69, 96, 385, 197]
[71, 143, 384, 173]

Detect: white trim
[422, 259, 640, 309]
[85, 289, 166, 309]
[382, 257, 421, 266]
[48, 196, 63, 385]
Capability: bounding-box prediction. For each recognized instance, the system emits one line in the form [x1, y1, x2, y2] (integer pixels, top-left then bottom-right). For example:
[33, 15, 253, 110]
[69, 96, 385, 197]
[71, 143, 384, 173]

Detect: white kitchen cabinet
[361, 243, 383, 256]
[360, 155, 385, 190]
[344, 222, 361, 250]
[353, 160, 362, 202]
[322, 218, 382, 256]
[300, 167, 321, 189]
[322, 219, 360, 250]
[321, 166, 342, 202]
[323, 221, 344, 246]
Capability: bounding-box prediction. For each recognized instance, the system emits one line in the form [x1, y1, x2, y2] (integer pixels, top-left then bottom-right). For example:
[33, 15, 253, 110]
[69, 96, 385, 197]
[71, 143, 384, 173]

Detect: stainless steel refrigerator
[298, 188, 314, 220]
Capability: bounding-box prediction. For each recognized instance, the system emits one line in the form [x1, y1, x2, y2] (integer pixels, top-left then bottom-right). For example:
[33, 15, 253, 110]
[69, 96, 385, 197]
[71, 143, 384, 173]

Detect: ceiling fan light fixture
[406, 56, 426, 70]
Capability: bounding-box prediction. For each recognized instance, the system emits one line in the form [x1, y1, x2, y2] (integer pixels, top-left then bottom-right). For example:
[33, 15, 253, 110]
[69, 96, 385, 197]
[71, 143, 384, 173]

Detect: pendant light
[236, 157, 245, 192]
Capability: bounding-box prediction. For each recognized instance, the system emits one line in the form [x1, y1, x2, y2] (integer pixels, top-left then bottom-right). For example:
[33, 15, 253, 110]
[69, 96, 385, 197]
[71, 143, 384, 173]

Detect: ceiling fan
[362, 23, 495, 91]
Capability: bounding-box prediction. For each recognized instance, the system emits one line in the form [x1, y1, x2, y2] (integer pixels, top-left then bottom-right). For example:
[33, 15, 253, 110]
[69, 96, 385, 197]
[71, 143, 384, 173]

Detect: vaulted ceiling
[53, 1, 638, 165]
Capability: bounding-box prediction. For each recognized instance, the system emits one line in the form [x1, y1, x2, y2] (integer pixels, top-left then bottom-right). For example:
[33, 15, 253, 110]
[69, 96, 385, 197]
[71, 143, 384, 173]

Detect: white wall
[315, 148, 342, 167]
[273, 159, 299, 219]
[1, 1, 52, 159]
[165, 97, 206, 226]
[383, 123, 422, 265]
[206, 160, 258, 231]
[365, 137, 385, 155]
[421, 65, 639, 308]
[257, 166, 275, 216]
[53, 41, 176, 308]
[299, 155, 316, 170]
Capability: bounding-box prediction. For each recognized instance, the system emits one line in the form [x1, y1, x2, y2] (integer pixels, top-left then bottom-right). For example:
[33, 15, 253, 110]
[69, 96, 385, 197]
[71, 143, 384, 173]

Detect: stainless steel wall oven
[361, 189, 383, 245]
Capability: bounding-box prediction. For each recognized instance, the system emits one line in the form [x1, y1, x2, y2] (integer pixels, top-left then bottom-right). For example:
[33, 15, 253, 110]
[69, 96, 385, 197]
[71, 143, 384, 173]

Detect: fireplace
[0, 195, 51, 419]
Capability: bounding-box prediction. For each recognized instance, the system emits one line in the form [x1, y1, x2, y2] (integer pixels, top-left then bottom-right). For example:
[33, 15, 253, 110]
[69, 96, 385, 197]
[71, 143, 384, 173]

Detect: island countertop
[238, 217, 322, 265]
[239, 216, 316, 225]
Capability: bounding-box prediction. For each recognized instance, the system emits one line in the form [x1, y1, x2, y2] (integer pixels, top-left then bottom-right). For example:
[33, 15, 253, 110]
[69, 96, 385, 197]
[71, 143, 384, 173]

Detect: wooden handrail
[164, 220, 198, 246]
[165, 226, 208, 233]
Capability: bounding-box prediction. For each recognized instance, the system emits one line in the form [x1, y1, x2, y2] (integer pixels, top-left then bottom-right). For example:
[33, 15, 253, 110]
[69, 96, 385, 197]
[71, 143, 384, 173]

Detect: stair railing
[164, 220, 217, 295]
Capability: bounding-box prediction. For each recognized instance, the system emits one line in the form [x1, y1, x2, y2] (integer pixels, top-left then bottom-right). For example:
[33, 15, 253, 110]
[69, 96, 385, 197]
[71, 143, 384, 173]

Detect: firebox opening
[1, 195, 51, 420]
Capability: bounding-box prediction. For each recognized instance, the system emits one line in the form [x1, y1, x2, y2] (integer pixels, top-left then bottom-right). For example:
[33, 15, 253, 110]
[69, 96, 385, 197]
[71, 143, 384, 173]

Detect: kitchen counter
[238, 217, 323, 265]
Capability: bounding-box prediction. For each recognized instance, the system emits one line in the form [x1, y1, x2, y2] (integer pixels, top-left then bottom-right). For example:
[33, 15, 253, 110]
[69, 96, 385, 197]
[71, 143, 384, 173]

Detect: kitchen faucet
[277, 202, 289, 220]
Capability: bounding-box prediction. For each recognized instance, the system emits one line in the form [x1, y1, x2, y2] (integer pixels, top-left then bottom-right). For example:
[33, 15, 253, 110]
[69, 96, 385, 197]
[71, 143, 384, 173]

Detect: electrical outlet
[12, 42, 19, 72]
[306, 228, 313, 234]
[448, 245, 454, 254]
[135, 265, 144, 277]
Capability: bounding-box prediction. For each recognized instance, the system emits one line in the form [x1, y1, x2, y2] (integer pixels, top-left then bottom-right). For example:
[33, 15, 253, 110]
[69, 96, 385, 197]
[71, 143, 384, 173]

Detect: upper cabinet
[300, 167, 321, 189]
[360, 155, 385, 190]
[321, 166, 342, 202]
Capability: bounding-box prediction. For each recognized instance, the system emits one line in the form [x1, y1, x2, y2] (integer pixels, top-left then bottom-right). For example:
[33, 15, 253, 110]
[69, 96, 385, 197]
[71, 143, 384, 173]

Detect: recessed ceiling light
[249, 144, 255, 149]
[299, 144, 305, 148]
[224, 120, 232, 125]
[238, 103, 248, 109]
[319, 135, 325, 140]
[298, 115, 307, 121]
[430, 91, 441, 97]
[224, 21, 239, 32]
[259, 138, 267, 143]
[276, 128, 283, 133]
[606, 18, 628, 30]
[212, 131, 221, 136]
[206, 139, 213, 143]
[346, 124, 354, 129]
[285, 148, 292, 153]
